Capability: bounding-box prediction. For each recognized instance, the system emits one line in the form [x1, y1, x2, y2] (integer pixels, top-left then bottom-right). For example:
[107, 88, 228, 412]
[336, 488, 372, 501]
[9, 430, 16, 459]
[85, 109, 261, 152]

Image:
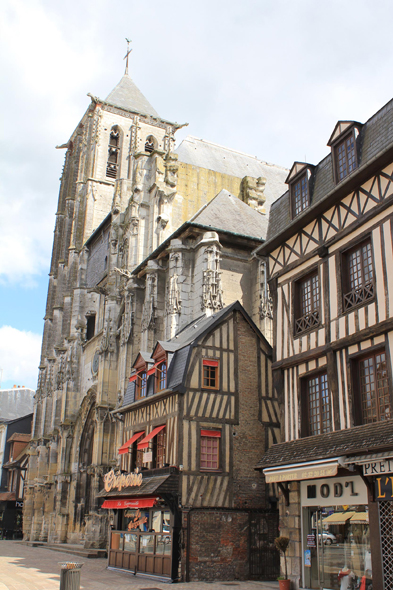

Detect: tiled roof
[265, 98, 393, 244]
[97, 471, 179, 498]
[256, 419, 393, 469]
[105, 75, 159, 117]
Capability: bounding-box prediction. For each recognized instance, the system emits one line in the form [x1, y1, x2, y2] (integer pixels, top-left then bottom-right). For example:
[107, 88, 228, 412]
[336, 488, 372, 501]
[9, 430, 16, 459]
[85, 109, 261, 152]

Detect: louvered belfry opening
[106, 127, 121, 179]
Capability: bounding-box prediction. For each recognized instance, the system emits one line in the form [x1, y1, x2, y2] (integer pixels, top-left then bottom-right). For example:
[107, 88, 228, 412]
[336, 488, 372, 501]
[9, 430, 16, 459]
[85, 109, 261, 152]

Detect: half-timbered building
[256, 100, 393, 589]
[98, 301, 280, 582]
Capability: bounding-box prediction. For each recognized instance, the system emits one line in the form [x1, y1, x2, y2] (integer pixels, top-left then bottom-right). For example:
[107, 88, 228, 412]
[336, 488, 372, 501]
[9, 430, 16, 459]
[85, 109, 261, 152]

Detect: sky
[1, 0, 393, 390]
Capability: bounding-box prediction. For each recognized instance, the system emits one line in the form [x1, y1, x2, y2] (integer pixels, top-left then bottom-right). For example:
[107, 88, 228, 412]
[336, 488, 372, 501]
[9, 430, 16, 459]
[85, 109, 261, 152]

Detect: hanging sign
[104, 468, 143, 492]
[375, 476, 393, 501]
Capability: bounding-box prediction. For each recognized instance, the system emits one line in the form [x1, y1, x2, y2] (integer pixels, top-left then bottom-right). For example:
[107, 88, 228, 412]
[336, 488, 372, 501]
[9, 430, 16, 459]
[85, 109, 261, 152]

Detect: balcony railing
[295, 311, 320, 335]
[343, 281, 374, 311]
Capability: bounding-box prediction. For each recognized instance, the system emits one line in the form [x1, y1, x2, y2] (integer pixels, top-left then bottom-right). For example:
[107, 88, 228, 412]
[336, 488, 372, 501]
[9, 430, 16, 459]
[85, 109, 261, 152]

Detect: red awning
[118, 431, 145, 455]
[201, 429, 221, 437]
[138, 425, 166, 449]
[101, 497, 157, 509]
[203, 359, 219, 367]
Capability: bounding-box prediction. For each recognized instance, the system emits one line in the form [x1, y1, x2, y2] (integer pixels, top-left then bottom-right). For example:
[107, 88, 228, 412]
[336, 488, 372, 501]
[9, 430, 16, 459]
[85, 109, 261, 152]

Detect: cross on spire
[124, 38, 132, 75]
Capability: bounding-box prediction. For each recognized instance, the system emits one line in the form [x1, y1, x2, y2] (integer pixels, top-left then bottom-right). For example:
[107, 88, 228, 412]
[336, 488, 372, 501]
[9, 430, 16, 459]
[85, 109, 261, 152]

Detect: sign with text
[143, 451, 153, 463]
[363, 458, 393, 476]
[265, 464, 337, 483]
[104, 469, 143, 492]
[300, 476, 368, 507]
[375, 476, 393, 501]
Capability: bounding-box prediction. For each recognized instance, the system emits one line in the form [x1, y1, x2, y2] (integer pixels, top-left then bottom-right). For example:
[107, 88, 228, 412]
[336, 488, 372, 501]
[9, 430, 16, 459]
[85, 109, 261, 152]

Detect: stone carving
[114, 267, 132, 279]
[201, 245, 224, 312]
[55, 353, 66, 391]
[141, 274, 157, 331]
[99, 317, 116, 355]
[166, 274, 182, 314]
[164, 152, 179, 188]
[240, 176, 267, 214]
[259, 259, 273, 320]
[120, 291, 134, 346]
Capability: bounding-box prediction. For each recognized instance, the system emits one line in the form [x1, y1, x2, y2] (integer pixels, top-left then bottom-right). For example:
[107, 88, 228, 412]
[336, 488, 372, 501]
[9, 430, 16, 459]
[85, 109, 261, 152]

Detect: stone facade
[24, 67, 287, 549]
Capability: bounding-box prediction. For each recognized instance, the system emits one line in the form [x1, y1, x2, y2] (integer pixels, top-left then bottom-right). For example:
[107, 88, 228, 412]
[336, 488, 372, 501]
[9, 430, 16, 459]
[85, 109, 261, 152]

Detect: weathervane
[124, 38, 132, 75]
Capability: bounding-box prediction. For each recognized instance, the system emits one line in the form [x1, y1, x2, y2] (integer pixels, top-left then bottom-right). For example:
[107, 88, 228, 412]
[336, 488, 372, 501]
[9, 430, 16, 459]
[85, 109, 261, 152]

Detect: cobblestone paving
[0, 542, 279, 590]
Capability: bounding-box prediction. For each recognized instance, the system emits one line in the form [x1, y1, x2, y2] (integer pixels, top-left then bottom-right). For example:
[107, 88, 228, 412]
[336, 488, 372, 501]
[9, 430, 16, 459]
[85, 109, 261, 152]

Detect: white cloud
[0, 326, 41, 389]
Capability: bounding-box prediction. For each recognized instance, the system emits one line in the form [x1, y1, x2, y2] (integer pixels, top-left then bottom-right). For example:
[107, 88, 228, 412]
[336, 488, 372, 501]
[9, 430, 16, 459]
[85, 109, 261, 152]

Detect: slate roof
[256, 419, 393, 470]
[265, 98, 393, 245]
[97, 471, 179, 498]
[190, 189, 268, 240]
[105, 75, 159, 118]
[175, 136, 288, 217]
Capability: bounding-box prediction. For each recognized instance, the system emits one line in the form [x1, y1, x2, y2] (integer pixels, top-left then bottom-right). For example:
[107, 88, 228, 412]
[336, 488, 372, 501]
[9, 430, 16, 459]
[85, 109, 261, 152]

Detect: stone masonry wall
[278, 482, 302, 588]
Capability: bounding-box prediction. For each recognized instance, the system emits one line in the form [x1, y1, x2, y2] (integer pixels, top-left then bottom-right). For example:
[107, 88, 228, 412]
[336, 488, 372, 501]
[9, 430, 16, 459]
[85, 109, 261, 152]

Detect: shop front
[98, 466, 180, 582]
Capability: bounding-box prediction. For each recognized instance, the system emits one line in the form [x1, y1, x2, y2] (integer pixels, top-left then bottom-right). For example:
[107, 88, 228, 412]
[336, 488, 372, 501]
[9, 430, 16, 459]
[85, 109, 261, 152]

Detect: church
[23, 51, 288, 581]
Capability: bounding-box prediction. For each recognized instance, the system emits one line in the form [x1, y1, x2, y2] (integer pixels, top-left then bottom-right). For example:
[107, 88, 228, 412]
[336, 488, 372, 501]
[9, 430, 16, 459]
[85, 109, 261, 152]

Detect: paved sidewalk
[0, 541, 280, 590]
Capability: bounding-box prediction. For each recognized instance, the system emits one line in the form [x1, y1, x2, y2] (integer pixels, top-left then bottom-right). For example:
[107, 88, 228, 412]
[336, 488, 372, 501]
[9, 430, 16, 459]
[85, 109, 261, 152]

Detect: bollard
[59, 562, 84, 590]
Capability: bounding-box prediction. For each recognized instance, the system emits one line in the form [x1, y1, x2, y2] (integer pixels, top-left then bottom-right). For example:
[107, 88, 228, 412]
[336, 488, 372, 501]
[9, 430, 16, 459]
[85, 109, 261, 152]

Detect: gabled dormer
[130, 352, 155, 400]
[151, 342, 171, 393]
[285, 162, 315, 219]
[327, 120, 362, 184]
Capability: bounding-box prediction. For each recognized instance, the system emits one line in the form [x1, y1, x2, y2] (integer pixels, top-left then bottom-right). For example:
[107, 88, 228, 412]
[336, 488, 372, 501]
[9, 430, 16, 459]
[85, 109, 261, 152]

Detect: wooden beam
[277, 482, 290, 506]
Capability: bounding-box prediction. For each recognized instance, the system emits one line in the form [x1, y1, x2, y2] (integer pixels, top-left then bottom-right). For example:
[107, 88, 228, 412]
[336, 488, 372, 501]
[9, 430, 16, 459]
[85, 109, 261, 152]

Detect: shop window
[85, 314, 96, 341]
[136, 371, 147, 399]
[357, 350, 391, 424]
[200, 429, 221, 471]
[153, 426, 167, 468]
[106, 126, 121, 179]
[302, 373, 332, 437]
[156, 361, 167, 392]
[334, 130, 357, 182]
[343, 240, 374, 311]
[202, 359, 219, 389]
[294, 271, 320, 335]
[291, 172, 309, 217]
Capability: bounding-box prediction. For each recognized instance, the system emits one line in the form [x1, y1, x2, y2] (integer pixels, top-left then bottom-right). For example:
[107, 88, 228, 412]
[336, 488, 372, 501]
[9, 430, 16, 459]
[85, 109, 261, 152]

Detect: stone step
[20, 541, 107, 559]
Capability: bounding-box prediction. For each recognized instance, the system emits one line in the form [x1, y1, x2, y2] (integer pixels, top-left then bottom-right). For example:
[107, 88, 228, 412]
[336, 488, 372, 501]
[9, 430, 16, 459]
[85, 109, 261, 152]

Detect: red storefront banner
[101, 497, 157, 509]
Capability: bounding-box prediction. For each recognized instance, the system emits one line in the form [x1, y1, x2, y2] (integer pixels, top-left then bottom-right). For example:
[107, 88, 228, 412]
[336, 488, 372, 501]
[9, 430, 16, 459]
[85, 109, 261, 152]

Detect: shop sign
[363, 458, 393, 476]
[300, 475, 368, 507]
[125, 509, 148, 530]
[104, 468, 143, 492]
[15, 501, 23, 508]
[375, 476, 393, 501]
[265, 464, 337, 483]
[143, 451, 152, 463]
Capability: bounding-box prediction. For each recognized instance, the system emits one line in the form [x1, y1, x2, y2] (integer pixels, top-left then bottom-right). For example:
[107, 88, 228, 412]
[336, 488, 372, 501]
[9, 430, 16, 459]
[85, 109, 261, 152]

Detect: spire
[124, 38, 132, 76]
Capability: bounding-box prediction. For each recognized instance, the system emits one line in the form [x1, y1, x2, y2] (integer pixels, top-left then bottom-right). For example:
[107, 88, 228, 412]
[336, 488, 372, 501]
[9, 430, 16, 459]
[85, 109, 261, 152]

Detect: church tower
[24, 48, 288, 547]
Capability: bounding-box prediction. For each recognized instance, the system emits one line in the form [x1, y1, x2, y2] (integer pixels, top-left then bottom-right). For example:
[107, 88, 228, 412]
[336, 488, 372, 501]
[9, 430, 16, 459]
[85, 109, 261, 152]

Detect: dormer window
[136, 371, 147, 399]
[156, 361, 167, 392]
[106, 126, 121, 179]
[286, 162, 314, 219]
[328, 121, 361, 184]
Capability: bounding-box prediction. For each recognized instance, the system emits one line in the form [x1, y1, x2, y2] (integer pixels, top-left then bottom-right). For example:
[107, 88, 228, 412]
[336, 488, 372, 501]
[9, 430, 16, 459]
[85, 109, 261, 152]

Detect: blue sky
[2, 0, 393, 389]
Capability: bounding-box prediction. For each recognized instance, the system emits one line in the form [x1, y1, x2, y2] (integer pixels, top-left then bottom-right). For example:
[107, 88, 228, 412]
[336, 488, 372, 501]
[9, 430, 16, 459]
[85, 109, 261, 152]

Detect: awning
[102, 497, 157, 509]
[203, 359, 219, 367]
[118, 431, 145, 455]
[201, 430, 221, 437]
[138, 425, 166, 450]
[350, 512, 369, 524]
[263, 458, 341, 484]
[322, 512, 355, 525]
[343, 451, 393, 465]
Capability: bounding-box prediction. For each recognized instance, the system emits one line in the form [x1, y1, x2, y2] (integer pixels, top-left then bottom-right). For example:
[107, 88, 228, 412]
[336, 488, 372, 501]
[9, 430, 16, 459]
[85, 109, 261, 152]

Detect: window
[359, 351, 391, 423]
[202, 360, 219, 389]
[343, 240, 374, 311]
[303, 373, 332, 436]
[295, 272, 320, 334]
[153, 426, 167, 468]
[200, 430, 221, 471]
[156, 361, 167, 392]
[291, 173, 309, 217]
[145, 135, 156, 154]
[136, 371, 147, 399]
[335, 131, 357, 182]
[106, 127, 121, 179]
[86, 315, 96, 341]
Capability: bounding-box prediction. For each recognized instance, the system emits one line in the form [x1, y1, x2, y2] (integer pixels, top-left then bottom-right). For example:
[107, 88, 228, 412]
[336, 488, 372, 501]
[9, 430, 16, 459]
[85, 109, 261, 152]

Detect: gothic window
[291, 173, 309, 217]
[156, 361, 167, 392]
[302, 373, 332, 437]
[202, 359, 219, 389]
[343, 239, 374, 311]
[106, 126, 121, 179]
[86, 314, 96, 341]
[358, 351, 391, 424]
[200, 429, 221, 471]
[145, 135, 157, 154]
[294, 271, 320, 335]
[335, 131, 357, 182]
